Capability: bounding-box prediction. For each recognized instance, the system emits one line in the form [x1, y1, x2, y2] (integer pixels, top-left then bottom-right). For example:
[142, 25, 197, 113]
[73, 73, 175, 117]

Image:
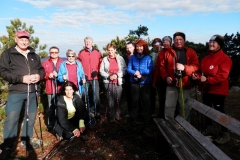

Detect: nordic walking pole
[83, 74, 92, 129]
[114, 83, 121, 120]
[25, 83, 30, 157]
[35, 84, 44, 153]
[92, 70, 97, 118]
[195, 82, 200, 130]
[179, 73, 186, 119]
[200, 72, 205, 132]
[53, 76, 58, 125]
[112, 72, 120, 120]
[193, 72, 200, 130]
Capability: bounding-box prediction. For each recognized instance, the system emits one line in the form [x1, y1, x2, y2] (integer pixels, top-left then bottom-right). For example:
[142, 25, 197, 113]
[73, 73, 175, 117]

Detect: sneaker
[20, 140, 40, 150]
[115, 116, 122, 121]
[214, 132, 230, 144]
[125, 114, 131, 118]
[202, 126, 214, 136]
[151, 113, 158, 118]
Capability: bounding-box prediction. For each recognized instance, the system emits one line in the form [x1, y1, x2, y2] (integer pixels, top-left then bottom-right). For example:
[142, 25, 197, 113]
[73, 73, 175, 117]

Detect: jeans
[3, 92, 37, 148]
[47, 94, 57, 128]
[86, 80, 101, 113]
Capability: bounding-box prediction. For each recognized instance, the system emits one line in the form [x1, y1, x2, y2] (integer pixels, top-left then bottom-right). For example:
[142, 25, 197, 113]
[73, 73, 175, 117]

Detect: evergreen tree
[0, 18, 47, 58]
[224, 32, 240, 85]
[128, 25, 148, 39]
[110, 36, 126, 56]
[185, 41, 208, 60]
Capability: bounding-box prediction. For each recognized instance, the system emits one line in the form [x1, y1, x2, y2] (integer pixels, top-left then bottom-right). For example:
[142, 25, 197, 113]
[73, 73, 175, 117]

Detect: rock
[230, 86, 240, 92]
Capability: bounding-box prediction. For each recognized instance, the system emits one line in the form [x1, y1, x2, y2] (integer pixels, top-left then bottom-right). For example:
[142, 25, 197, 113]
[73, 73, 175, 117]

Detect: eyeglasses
[50, 52, 59, 54]
[68, 56, 75, 58]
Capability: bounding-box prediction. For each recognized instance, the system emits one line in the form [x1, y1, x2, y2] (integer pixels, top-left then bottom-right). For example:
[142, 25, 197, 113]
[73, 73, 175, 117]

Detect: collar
[66, 61, 76, 65]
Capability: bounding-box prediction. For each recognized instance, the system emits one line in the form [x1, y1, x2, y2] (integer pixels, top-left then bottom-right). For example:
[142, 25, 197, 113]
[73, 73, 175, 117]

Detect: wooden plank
[154, 118, 202, 160]
[186, 97, 240, 136]
[170, 118, 215, 160]
[175, 115, 232, 160]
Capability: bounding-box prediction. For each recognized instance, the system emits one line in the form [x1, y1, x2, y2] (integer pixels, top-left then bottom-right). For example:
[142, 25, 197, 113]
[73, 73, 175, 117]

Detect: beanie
[152, 38, 162, 46]
[162, 36, 172, 44]
[209, 35, 224, 48]
[173, 32, 185, 41]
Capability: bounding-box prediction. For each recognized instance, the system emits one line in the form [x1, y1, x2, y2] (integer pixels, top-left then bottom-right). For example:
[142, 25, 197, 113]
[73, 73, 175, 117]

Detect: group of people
[0, 29, 232, 159]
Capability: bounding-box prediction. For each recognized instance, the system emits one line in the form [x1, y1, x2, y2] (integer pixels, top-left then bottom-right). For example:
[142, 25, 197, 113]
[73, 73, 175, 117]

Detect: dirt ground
[2, 90, 240, 160]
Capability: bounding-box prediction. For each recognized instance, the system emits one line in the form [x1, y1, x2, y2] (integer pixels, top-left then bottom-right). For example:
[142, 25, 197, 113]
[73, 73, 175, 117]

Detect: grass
[0, 88, 240, 159]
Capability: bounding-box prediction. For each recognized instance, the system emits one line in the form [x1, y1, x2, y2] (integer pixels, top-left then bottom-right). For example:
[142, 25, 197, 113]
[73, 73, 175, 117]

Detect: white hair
[84, 36, 93, 42]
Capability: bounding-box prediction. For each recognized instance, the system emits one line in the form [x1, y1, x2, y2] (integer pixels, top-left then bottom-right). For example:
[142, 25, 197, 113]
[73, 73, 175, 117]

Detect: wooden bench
[154, 97, 240, 160]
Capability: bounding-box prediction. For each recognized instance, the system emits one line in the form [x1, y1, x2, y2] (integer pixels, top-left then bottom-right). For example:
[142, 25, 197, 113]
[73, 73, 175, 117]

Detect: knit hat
[151, 38, 162, 46]
[173, 32, 185, 41]
[162, 36, 172, 44]
[209, 35, 224, 48]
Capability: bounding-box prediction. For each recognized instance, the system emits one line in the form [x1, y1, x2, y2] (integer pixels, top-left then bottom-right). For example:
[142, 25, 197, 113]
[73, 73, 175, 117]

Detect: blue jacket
[58, 60, 85, 94]
[127, 54, 153, 84]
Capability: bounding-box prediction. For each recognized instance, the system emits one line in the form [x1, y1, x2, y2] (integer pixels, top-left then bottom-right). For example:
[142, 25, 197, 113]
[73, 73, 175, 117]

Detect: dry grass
[0, 90, 240, 159]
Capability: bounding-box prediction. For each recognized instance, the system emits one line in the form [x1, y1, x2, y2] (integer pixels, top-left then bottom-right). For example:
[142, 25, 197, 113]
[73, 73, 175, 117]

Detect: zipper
[89, 52, 91, 80]
[25, 56, 31, 75]
[25, 55, 31, 91]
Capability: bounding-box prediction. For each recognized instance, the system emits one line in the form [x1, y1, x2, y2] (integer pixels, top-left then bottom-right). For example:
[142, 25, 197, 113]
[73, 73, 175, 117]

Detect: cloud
[12, 0, 240, 54]
[19, 0, 102, 9]
[19, 0, 240, 18]
[50, 9, 133, 28]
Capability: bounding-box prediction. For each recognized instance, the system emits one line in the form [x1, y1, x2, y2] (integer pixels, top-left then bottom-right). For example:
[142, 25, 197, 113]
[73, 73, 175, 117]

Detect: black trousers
[202, 93, 227, 132]
[131, 83, 150, 122]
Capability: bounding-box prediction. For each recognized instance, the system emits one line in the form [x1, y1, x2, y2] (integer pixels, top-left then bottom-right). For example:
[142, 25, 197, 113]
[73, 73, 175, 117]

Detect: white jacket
[100, 54, 126, 85]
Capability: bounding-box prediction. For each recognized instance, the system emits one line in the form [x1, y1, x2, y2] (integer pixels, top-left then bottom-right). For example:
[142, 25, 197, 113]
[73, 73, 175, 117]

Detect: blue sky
[0, 0, 240, 57]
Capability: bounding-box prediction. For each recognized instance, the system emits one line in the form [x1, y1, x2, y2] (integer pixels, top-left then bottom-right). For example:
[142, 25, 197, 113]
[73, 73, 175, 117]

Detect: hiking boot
[0, 148, 12, 159]
[80, 135, 89, 141]
[110, 119, 118, 123]
[151, 113, 158, 118]
[20, 140, 40, 150]
[115, 116, 122, 121]
[47, 126, 54, 132]
[214, 132, 230, 144]
[202, 126, 214, 136]
[125, 114, 131, 118]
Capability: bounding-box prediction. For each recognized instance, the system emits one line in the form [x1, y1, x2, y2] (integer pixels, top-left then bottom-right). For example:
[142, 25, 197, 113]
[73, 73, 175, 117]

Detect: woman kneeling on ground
[54, 81, 87, 140]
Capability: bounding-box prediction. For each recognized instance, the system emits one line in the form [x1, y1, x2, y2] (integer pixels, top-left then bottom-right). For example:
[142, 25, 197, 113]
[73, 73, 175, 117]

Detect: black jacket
[56, 94, 87, 133]
[0, 46, 45, 93]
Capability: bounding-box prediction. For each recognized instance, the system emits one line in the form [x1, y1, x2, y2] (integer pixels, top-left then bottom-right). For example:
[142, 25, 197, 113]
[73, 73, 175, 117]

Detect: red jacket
[200, 49, 232, 95]
[159, 47, 199, 89]
[42, 57, 64, 94]
[78, 48, 102, 80]
[152, 50, 165, 85]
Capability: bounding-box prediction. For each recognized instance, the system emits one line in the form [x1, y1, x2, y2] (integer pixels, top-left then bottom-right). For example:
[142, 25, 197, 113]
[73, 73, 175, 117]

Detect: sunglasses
[50, 52, 59, 54]
[68, 56, 75, 58]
